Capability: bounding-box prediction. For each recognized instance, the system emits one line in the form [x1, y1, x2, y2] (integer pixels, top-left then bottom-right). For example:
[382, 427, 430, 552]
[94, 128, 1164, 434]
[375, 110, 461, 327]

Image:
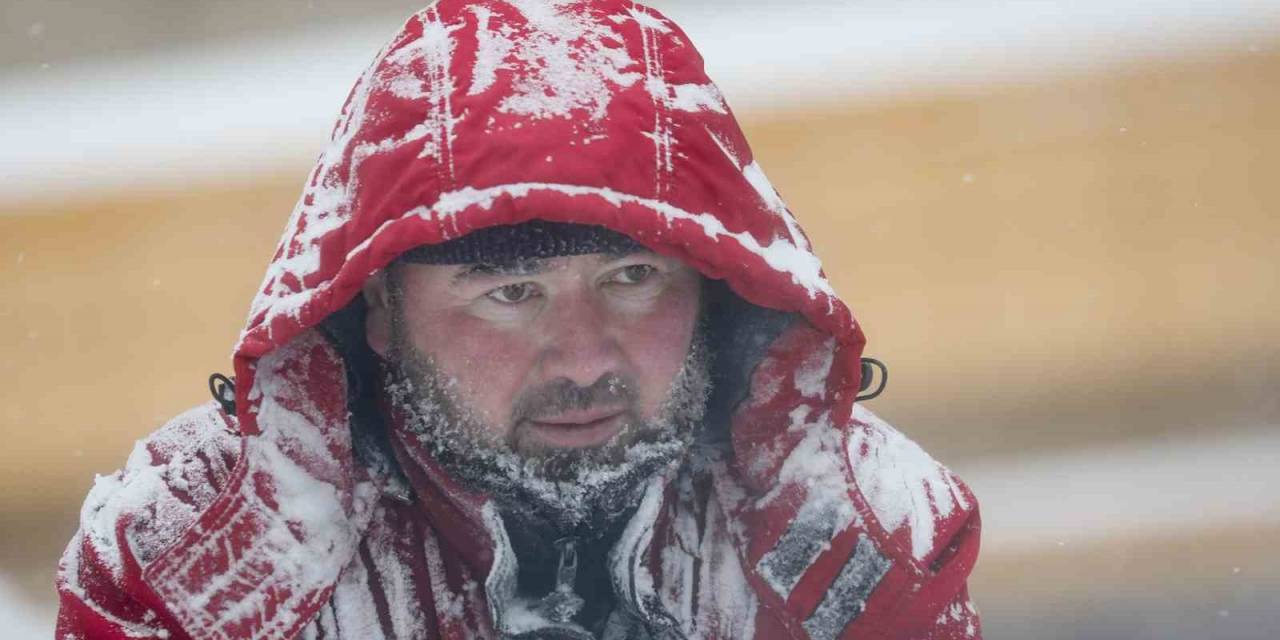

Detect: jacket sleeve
[842, 407, 982, 640]
[721, 321, 982, 640]
[56, 403, 241, 640]
[900, 586, 982, 640]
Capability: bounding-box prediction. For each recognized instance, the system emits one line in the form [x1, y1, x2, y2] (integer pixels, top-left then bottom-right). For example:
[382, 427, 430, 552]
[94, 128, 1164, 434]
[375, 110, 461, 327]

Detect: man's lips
[524, 408, 626, 448]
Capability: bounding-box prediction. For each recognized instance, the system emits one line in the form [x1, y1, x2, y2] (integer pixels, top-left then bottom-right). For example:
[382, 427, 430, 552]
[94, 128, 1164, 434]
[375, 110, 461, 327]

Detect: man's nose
[537, 288, 625, 388]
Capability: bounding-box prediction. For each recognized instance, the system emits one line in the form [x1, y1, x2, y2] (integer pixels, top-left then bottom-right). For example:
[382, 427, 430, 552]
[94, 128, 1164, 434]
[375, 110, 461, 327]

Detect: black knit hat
[397, 221, 644, 265]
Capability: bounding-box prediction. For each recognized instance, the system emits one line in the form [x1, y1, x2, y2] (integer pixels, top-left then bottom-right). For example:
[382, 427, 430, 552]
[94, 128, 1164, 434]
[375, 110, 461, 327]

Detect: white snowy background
[3, 1, 1279, 638]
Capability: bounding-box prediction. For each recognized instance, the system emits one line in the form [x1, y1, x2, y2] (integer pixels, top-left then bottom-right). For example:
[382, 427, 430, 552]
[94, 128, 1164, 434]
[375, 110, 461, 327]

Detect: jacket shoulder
[72, 401, 242, 575]
[57, 402, 242, 638]
[846, 405, 977, 570]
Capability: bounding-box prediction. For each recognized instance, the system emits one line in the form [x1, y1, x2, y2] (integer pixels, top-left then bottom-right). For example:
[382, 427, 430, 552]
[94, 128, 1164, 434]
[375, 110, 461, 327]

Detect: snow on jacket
[56, 1, 982, 638]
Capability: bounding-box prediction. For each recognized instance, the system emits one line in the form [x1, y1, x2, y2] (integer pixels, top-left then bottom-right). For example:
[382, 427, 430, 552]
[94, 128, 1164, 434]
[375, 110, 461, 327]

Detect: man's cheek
[633, 343, 689, 417]
[451, 368, 515, 429]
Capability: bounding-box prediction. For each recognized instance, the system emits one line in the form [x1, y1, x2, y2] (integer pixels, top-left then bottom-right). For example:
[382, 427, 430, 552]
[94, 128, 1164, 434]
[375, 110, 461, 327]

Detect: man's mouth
[525, 408, 626, 448]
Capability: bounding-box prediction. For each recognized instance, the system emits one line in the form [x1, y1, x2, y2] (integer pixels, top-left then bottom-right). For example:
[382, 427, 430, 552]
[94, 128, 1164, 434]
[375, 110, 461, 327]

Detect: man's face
[366, 248, 704, 457]
[365, 245, 708, 529]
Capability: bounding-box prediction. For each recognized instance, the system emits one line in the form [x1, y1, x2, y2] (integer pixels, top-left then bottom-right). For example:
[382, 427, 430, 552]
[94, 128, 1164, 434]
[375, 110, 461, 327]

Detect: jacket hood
[232, 0, 865, 436]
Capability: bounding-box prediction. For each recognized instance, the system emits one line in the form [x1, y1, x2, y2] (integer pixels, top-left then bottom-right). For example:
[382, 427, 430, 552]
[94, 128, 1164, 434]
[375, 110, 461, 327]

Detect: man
[57, 1, 982, 638]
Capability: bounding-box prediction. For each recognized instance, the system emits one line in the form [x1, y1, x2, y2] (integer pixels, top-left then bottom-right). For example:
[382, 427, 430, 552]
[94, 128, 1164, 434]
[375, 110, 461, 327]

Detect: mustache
[511, 373, 638, 422]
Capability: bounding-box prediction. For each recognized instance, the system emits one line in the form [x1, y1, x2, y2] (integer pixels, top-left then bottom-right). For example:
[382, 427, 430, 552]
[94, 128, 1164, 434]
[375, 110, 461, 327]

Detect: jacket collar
[386, 404, 684, 636]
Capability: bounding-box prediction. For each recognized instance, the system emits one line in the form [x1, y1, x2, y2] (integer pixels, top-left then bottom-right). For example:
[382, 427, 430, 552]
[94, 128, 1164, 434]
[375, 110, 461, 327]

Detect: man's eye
[485, 283, 539, 304]
[612, 264, 656, 285]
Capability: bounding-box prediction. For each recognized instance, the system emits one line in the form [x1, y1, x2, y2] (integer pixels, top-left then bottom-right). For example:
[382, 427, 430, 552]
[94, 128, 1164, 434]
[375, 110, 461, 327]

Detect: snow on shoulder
[74, 403, 240, 580]
[847, 406, 971, 562]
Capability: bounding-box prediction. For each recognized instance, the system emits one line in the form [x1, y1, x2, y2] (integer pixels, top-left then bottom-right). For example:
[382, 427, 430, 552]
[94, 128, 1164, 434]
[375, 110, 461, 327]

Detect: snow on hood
[231, 0, 866, 436]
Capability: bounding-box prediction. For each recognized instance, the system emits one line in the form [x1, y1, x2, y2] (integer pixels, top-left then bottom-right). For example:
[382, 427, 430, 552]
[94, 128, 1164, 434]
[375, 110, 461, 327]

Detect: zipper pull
[538, 536, 585, 623]
[555, 537, 579, 592]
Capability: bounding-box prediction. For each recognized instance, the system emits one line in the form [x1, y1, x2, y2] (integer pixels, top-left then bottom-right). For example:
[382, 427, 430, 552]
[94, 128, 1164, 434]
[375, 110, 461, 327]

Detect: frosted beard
[382, 321, 712, 538]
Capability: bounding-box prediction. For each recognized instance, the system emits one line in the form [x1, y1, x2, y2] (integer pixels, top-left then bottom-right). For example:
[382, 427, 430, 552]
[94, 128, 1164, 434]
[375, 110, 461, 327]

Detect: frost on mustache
[384, 331, 712, 533]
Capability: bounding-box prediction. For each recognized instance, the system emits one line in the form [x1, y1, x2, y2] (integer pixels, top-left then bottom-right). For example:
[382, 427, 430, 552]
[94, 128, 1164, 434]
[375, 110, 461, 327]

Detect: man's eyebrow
[595, 247, 652, 263]
[448, 250, 654, 285]
[450, 258, 550, 284]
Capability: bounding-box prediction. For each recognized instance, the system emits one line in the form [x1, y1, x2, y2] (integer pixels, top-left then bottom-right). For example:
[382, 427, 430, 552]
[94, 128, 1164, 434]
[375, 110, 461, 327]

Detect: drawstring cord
[208, 373, 237, 415]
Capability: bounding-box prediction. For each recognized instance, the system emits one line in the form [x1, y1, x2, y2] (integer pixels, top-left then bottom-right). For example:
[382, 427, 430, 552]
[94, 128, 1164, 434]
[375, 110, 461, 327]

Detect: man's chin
[509, 443, 630, 485]
[490, 438, 687, 533]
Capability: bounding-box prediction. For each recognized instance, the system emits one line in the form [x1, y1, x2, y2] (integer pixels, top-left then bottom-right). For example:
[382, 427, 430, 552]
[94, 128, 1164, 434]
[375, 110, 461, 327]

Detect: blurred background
[2, 0, 1278, 637]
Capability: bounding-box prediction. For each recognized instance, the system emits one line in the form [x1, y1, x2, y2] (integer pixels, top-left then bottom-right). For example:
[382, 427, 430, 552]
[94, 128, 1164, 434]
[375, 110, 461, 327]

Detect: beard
[381, 319, 713, 538]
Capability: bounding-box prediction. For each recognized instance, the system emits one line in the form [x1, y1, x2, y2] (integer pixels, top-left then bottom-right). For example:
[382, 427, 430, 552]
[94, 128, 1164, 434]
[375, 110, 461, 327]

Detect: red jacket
[56, 1, 981, 638]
